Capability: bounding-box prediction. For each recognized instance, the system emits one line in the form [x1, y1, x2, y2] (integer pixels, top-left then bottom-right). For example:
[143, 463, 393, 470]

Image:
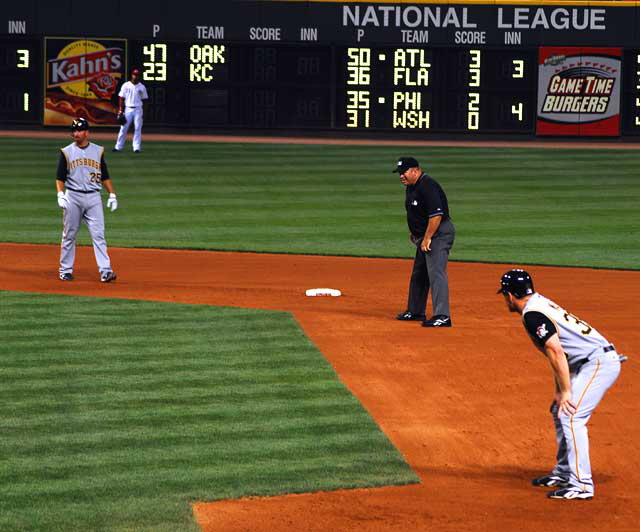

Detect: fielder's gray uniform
[522, 293, 621, 496]
[57, 142, 114, 276]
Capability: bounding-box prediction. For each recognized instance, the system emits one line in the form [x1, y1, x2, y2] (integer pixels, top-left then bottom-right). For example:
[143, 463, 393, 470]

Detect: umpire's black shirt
[405, 173, 450, 238]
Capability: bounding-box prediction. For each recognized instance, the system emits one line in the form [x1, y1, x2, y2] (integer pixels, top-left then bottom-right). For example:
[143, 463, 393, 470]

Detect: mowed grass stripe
[3, 364, 341, 391]
[1, 138, 638, 268]
[7, 432, 399, 476]
[4, 382, 349, 415]
[4, 401, 370, 433]
[1, 292, 417, 532]
[6, 411, 378, 448]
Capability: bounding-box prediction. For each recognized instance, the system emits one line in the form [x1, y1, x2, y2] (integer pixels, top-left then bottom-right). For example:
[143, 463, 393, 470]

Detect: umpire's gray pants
[59, 190, 112, 275]
[407, 219, 455, 317]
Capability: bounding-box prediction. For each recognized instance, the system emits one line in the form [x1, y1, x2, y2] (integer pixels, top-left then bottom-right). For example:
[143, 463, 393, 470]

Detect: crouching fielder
[498, 269, 621, 500]
[56, 117, 118, 282]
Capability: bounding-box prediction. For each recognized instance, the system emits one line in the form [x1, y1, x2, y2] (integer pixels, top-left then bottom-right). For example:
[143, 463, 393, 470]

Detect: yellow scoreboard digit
[142, 43, 167, 81]
[467, 50, 481, 130]
[16, 49, 30, 69]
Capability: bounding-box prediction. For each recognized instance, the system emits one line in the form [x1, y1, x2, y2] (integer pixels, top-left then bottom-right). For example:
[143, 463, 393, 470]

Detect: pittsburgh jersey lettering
[522, 293, 609, 366]
[61, 142, 105, 192]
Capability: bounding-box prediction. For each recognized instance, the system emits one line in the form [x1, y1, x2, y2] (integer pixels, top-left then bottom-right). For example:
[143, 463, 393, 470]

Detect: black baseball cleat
[422, 315, 452, 327]
[532, 475, 569, 488]
[133, 150, 140, 153]
[59, 273, 74, 281]
[100, 271, 117, 283]
[396, 310, 426, 321]
[547, 488, 593, 500]
[112, 148, 121, 152]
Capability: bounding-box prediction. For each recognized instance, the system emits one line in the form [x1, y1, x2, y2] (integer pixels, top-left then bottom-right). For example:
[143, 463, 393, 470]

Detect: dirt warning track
[1, 243, 638, 532]
[2, 129, 640, 149]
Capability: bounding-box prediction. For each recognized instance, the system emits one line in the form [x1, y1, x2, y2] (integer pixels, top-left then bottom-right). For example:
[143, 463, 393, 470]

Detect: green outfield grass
[0, 292, 418, 532]
[0, 138, 638, 268]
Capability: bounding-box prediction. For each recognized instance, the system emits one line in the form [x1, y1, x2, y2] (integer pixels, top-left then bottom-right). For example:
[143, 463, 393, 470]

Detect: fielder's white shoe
[532, 475, 569, 488]
[547, 487, 593, 500]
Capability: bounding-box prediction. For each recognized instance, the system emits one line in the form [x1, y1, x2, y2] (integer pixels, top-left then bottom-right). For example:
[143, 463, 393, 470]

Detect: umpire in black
[394, 157, 455, 327]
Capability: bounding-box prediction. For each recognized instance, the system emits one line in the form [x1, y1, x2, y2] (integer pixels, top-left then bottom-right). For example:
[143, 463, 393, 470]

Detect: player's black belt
[66, 187, 99, 194]
[573, 345, 615, 373]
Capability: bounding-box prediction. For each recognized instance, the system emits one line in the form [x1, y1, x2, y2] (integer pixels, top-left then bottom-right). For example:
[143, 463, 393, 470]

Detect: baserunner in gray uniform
[498, 269, 623, 500]
[56, 117, 118, 282]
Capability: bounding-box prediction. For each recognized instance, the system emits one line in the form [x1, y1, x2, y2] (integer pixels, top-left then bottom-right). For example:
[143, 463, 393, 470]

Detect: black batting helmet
[497, 269, 535, 298]
[71, 117, 89, 131]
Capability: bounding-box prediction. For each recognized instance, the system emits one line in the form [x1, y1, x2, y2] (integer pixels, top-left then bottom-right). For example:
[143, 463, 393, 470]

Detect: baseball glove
[116, 112, 126, 125]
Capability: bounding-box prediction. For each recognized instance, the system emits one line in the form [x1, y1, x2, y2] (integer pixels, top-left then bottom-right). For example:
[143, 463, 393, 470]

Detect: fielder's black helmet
[497, 269, 534, 298]
[70, 117, 89, 131]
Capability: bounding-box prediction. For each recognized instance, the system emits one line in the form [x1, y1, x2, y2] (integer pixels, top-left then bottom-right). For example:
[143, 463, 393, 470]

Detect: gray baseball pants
[407, 218, 455, 317]
[59, 190, 112, 275]
[550, 348, 621, 495]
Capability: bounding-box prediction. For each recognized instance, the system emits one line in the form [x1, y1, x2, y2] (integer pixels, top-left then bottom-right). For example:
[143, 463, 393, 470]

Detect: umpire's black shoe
[422, 315, 452, 327]
[59, 273, 74, 281]
[396, 310, 425, 321]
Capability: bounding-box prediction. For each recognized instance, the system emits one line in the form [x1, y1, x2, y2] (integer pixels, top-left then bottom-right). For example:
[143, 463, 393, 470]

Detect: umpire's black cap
[71, 117, 89, 131]
[497, 269, 535, 298]
[392, 156, 420, 174]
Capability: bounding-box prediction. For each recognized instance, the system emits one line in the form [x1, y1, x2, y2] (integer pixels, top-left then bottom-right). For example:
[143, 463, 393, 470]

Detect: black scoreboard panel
[2, 38, 640, 135]
[128, 42, 334, 128]
[0, 38, 40, 122]
[126, 41, 537, 132]
[622, 49, 640, 135]
[3, 0, 640, 136]
[336, 47, 537, 132]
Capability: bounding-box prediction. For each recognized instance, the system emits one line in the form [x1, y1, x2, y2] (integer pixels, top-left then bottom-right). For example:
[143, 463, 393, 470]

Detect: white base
[305, 288, 342, 297]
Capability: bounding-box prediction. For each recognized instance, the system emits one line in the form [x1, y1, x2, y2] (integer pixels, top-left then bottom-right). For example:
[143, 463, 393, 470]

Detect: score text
[142, 43, 167, 81]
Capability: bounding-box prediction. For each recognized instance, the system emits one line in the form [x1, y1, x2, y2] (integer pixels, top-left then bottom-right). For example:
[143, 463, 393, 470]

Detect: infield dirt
[0, 242, 638, 531]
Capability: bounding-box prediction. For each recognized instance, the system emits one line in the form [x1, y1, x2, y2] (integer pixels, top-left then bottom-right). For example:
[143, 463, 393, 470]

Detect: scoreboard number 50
[347, 48, 371, 85]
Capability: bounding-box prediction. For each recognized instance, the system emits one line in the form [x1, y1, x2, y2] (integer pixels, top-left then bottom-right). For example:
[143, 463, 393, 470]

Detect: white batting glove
[106, 193, 118, 212]
[57, 191, 68, 209]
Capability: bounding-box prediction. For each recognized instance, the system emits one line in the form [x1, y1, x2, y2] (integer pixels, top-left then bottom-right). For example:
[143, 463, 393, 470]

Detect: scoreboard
[337, 47, 536, 131]
[0, 38, 39, 122]
[2, 0, 640, 136]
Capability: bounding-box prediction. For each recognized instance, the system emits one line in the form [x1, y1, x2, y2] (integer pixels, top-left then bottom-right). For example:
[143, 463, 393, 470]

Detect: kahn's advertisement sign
[44, 37, 126, 126]
[536, 47, 621, 136]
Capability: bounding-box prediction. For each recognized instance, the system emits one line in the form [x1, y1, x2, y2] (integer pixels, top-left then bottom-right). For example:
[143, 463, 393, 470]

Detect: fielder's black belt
[66, 187, 99, 194]
[573, 345, 615, 373]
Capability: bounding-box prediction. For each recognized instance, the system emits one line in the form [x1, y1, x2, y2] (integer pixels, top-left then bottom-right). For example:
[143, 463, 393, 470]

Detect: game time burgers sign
[45, 38, 126, 127]
[537, 47, 621, 136]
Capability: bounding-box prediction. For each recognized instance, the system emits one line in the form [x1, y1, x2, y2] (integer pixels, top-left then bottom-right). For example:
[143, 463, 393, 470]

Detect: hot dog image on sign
[537, 47, 622, 136]
[45, 38, 126, 126]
